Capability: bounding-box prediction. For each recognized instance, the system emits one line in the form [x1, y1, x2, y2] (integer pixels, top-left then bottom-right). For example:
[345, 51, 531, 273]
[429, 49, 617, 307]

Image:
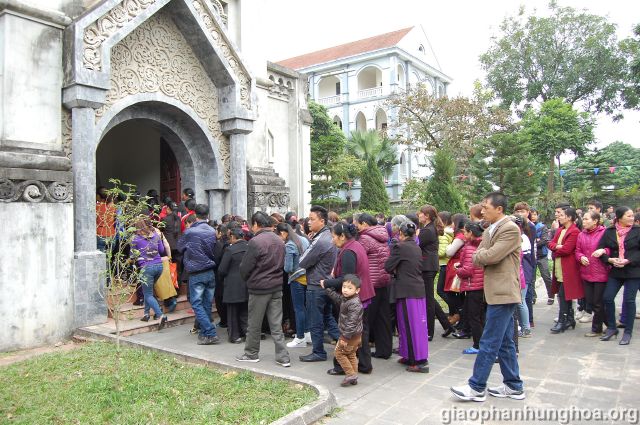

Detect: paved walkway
[128, 285, 639, 425]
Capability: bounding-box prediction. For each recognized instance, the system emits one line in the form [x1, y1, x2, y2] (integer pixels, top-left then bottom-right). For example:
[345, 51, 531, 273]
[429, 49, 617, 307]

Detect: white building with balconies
[277, 26, 452, 202]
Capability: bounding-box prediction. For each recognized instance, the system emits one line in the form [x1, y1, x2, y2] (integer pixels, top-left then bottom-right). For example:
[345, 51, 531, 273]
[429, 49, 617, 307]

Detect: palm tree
[346, 130, 397, 177]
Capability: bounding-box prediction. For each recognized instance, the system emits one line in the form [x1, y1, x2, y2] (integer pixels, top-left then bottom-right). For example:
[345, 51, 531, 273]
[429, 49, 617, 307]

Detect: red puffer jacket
[358, 225, 391, 288]
[456, 238, 484, 292]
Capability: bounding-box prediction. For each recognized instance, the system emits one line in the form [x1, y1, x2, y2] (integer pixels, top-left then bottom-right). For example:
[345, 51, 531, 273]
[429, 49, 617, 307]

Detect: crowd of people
[95, 187, 639, 394]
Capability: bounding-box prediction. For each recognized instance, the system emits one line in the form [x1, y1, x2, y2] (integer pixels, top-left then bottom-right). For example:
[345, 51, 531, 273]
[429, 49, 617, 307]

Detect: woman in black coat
[218, 227, 249, 343]
[418, 205, 456, 340]
[595, 206, 640, 345]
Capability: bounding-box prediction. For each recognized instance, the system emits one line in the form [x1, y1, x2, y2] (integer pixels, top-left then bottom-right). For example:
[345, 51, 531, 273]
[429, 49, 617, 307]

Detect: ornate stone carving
[95, 10, 231, 184]
[83, 0, 158, 71]
[61, 107, 72, 159]
[248, 192, 289, 209]
[267, 73, 295, 101]
[0, 178, 73, 203]
[208, 0, 227, 25]
[192, 0, 251, 110]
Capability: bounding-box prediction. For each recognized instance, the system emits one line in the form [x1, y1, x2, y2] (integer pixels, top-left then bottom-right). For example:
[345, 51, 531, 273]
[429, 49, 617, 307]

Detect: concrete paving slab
[122, 292, 639, 425]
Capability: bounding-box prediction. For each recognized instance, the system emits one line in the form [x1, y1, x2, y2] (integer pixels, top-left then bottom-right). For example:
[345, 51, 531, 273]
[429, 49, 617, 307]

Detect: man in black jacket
[236, 212, 290, 366]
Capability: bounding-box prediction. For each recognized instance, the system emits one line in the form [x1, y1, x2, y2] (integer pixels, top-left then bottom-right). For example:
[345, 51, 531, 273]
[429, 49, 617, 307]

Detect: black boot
[550, 315, 567, 334]
[566, 305, 576, 330]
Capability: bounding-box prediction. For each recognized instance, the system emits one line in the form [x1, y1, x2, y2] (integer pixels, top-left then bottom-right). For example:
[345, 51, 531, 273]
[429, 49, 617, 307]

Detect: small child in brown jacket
[323, 274, 363, 386]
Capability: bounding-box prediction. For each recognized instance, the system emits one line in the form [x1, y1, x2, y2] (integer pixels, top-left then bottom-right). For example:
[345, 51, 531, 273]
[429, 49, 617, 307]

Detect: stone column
[220, 117, 254, 218]
[229, 133, 247, 217]
[63, 85, 108, 329]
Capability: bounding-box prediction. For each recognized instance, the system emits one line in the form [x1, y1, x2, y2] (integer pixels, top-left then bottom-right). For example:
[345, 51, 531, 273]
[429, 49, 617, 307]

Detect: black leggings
[423, 270, 451, 337]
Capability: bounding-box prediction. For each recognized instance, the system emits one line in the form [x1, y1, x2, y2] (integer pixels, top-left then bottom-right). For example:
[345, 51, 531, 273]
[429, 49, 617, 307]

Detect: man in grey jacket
[299, 206, 341, 362]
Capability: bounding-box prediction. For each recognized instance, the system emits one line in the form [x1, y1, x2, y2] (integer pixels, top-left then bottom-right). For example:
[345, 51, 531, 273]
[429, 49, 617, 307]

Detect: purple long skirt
[397, 297, 429, 364]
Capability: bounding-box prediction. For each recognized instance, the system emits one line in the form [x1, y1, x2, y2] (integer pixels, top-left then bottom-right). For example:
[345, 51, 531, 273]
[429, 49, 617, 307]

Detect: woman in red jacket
[548, 207, 584, 334]
[575, 210, 609, 337]
[455, 221, 486, 354]
[356, 213, 392, 359]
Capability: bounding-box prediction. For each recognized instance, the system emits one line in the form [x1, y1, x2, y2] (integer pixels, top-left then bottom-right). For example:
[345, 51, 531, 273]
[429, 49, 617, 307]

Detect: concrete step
[108, 294, 191, 319]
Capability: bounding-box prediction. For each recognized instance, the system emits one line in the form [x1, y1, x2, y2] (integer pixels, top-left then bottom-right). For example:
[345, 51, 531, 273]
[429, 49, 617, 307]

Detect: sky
[262, 0, 639, 149]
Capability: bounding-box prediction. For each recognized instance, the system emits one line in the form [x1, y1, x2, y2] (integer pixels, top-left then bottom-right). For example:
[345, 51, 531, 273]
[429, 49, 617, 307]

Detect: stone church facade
[0, 0, 312, 351]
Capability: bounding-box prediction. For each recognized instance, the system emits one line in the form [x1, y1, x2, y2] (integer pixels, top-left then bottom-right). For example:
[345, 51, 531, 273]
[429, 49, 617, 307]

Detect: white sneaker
[554, 317, 558, 323]
[304, 332, 312, 344]
[450, 384, 486, 402]
[286, 337, 307, 348]
[575, 310, 585, 320]
[579, 313, 593, 323]
[488, 384, 526, 400]
[276, 359, 291, 367]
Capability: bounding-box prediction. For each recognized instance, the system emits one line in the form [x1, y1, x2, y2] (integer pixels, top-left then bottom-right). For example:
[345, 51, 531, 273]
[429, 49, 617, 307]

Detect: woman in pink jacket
[575, 210, 610, 337]
[454, 221, 486, 355]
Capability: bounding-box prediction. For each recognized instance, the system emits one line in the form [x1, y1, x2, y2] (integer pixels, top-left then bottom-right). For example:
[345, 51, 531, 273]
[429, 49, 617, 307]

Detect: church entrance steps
[108, 294, 191, 320]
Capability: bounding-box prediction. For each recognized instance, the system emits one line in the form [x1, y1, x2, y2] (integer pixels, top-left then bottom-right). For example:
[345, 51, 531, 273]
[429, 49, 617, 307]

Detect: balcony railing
[318, 95, 344, 106]
[358, 87, 382, 99]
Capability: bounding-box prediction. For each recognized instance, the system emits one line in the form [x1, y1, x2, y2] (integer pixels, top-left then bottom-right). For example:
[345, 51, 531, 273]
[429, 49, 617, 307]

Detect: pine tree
[484, 132, 539, 207]
[359, 160, 390, 214]
[426, 149, 466, 213]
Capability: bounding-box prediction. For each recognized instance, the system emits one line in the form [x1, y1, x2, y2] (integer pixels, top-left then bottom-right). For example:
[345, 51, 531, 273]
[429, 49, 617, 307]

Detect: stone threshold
[74, 328, 337, 425]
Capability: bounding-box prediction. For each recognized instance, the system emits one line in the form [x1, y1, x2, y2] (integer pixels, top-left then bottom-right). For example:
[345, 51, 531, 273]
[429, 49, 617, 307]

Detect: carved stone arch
[64, 0, 252, 112]
[95, 95, 225, 194]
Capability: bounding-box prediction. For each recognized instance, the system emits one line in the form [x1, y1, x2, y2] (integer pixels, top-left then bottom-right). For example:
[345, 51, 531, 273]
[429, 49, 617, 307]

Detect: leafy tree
[359, 159, 390, 214]
[386, 82, 511, 167]
[521, 98, 594, 196]
[101, 180, 157, 349]
[480, 3, 630, 117]
[479, 132, 540, 207]
[463, 150, 494, 204]
[309, 101, 362, 199]
[400, 178, 430, 209]
[426, 149, 466, 213]
[563, 141, 640, 203]
[346, 130, 397, 177]
[621, 23, 640, 109]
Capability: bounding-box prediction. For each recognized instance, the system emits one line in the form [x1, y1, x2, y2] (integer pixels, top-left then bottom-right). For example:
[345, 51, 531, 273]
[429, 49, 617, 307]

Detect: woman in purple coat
[575, 211, 609, 337]
[131, 216, 168, 327]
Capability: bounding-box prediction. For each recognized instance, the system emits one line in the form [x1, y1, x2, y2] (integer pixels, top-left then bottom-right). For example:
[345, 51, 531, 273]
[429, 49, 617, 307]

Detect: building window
[418, 44, 425, 54]
[335, 82, 341, 95]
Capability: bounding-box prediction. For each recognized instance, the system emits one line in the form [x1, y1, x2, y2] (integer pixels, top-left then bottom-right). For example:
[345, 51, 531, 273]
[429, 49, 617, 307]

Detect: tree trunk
[547, 155, 555, 195]
[557, 156, 563, 193]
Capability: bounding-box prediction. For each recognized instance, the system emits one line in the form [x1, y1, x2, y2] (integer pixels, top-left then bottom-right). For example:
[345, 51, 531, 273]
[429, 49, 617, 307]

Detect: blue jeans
[307, 288, 340, 358]
[603, 277, 640, 335]
[290, 281, 309, 339]
[189, 269, 216, 337]
[140, 263, 164, 317]
[469, 303, 523, 392]
[516, 287, 530, 331]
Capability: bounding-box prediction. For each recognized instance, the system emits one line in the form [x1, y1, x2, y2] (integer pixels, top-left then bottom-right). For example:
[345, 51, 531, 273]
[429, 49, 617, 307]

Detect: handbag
[155, 257, 178, 300]
[450, 275, 461, 293]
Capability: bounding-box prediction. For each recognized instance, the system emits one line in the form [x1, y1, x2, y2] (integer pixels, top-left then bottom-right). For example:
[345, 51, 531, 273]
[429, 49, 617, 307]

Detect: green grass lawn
[1, 342, 316, 425]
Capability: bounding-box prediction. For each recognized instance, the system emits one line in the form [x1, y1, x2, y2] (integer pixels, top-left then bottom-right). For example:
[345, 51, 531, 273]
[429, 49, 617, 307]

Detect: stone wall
[0, 203, 75, 351]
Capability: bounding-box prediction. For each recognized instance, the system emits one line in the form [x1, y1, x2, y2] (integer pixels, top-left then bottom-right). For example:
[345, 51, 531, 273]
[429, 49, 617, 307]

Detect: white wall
[0, 13, 62, 151]
[96, 121, 161, 196]
[0, 203, 74, 351]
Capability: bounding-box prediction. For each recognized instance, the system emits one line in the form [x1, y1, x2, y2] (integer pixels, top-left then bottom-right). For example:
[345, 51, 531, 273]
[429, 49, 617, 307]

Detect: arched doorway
[96, 120, 183, 203]
[93, 99, 225, 224]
